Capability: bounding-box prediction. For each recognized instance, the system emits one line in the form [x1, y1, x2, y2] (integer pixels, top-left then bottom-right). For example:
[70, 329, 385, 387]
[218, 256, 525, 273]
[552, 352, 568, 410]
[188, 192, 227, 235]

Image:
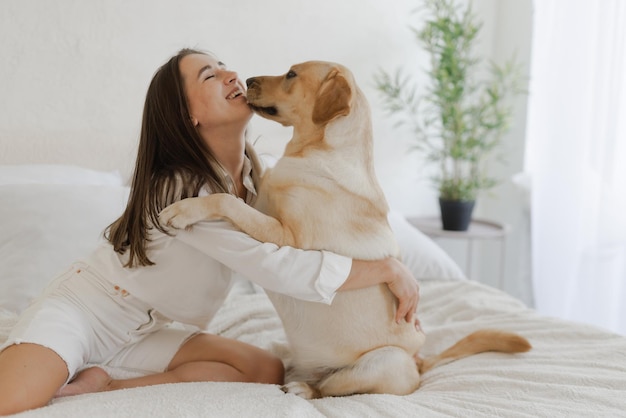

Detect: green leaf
[373, 0, 525, 200]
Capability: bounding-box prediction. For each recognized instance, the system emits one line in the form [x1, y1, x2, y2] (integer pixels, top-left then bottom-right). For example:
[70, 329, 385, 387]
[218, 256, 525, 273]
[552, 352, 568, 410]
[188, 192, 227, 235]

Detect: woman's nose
[222, 70, 238, 84]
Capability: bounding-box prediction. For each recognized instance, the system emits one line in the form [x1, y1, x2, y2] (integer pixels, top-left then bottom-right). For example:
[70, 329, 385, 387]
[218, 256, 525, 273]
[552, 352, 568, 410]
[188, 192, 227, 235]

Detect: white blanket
[3, 279, 626, 418]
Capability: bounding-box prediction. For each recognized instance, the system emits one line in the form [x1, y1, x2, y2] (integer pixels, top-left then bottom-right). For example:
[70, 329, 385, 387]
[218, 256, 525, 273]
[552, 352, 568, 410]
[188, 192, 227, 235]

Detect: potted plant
[374, 0, 524, 231]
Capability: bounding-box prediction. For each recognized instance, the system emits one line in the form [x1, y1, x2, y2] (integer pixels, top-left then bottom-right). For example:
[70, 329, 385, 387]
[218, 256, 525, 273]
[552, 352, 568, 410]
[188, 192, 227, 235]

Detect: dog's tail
[419, 329, 531, 374]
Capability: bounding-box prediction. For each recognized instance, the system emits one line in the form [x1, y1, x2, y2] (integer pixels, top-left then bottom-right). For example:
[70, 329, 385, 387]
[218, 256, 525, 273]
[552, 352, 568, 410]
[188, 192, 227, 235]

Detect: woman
[0, 48, 419, 415]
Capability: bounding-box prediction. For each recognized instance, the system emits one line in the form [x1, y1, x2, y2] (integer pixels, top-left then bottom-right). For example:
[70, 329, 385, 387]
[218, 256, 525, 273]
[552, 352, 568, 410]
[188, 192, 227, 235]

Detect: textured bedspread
[2, 279, 626, 418]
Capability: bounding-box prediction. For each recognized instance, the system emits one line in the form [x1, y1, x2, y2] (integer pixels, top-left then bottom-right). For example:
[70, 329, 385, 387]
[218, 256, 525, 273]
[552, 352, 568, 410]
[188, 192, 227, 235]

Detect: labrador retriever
[159, 61, 531, 398]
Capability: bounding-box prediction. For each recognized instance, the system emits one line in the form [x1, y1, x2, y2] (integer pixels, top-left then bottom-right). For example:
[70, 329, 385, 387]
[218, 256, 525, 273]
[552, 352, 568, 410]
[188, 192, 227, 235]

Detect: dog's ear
[312, 70, 352, 125]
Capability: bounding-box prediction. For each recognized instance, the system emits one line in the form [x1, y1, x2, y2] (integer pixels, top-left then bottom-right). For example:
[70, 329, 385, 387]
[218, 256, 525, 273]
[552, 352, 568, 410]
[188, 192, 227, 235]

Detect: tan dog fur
[159, 61, 531, 398]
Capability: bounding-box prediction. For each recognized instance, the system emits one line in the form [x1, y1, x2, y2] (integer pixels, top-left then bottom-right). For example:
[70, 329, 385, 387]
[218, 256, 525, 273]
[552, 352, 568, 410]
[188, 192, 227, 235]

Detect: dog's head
[246, 61, 356, 128]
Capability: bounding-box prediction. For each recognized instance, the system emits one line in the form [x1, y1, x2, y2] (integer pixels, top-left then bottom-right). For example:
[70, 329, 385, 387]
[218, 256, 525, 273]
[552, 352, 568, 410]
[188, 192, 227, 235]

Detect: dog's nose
[246, 77, 257, 88]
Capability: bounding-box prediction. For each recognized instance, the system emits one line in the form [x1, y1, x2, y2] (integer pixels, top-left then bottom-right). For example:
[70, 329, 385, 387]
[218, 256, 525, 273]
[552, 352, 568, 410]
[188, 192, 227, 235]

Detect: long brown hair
[105, 48, 261, 267]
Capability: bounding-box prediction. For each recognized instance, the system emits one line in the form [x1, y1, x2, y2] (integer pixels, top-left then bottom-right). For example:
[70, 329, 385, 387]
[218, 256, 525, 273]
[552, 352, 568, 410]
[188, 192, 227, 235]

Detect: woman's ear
[190, 116, 199, 127]
[312, 70, 352, 125]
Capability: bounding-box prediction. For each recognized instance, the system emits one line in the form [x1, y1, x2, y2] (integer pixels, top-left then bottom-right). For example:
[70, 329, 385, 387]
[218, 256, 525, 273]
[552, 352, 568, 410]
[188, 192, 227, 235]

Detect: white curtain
[525, 0, 626, 335]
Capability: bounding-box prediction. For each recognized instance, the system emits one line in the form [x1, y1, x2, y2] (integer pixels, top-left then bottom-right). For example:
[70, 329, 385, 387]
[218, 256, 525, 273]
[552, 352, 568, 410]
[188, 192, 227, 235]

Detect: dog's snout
[246, 77, 258, 88]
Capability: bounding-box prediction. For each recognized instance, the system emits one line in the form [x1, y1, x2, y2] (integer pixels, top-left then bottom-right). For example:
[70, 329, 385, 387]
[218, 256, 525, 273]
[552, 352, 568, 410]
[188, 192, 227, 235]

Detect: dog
[159, 61, 531, 398]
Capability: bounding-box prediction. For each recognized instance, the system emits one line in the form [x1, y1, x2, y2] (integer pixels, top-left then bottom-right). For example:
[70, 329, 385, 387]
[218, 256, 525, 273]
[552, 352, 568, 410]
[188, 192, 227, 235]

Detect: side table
[407, 216, 510, 288]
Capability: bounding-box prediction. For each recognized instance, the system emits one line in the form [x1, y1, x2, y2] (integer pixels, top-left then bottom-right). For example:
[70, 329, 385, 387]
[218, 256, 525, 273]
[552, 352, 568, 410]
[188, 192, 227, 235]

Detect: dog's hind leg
[316, 346, 420, 397]
[281, 381, 321, 399]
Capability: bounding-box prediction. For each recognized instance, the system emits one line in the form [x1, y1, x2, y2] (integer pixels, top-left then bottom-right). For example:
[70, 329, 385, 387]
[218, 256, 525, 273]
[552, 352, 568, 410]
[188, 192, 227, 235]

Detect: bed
[1, 164, 625, 418]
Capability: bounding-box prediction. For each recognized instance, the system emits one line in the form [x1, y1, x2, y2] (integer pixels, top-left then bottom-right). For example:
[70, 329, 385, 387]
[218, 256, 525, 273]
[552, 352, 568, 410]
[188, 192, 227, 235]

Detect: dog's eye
[286, 70, 297, 79]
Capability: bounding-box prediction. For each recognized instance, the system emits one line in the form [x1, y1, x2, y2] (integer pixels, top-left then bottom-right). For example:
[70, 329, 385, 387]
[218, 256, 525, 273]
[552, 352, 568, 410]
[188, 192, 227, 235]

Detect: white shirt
[82, 159, 352, 329]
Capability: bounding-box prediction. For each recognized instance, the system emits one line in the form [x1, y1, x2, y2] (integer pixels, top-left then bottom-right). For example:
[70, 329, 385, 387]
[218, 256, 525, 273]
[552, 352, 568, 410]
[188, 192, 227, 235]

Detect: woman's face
[179, 53, 252, 132]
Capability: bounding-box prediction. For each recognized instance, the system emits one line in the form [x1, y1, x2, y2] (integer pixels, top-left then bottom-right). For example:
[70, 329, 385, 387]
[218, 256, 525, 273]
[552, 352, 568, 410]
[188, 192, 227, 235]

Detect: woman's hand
[338, 257, 420, 324]
[382, 258, 420, 324]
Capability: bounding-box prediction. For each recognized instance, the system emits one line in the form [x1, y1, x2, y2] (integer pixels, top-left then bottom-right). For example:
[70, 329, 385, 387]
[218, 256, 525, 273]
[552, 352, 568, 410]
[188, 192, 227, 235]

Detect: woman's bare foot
[55, 367, 112, 397]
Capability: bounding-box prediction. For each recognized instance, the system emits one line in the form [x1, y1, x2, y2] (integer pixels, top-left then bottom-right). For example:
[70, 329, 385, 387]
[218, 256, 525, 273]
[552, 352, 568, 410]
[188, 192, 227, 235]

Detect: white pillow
[0, 164, 124, 186]
[388, 210, 465, 281]
[0, 184, 129, 314]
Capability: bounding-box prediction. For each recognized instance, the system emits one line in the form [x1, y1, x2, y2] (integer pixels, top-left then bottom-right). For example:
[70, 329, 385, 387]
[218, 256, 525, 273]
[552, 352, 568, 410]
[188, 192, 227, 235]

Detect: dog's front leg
[159, 193, 296, 247]
[159, 195, 222, 229]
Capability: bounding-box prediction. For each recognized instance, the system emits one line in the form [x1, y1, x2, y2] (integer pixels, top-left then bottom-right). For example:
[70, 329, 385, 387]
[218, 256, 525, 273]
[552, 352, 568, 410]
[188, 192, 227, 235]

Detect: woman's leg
[0, 343, 69, 415]
[57, 333, 284, 396]
[164, 333, 285, 385]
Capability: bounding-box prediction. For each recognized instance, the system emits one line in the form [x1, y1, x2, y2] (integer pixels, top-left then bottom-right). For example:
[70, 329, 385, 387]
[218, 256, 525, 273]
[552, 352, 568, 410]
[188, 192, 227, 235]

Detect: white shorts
[0, 263, 197, 382]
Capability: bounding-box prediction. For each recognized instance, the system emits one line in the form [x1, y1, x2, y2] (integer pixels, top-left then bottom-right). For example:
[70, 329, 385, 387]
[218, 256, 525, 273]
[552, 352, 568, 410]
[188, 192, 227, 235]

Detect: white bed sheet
[3, 278, 625, 418]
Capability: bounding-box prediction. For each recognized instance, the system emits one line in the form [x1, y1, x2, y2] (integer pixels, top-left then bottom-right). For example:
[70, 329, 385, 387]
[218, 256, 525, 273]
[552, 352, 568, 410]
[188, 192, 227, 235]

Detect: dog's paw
[158, 199, 205, 230]
[281, 382, 320, 399]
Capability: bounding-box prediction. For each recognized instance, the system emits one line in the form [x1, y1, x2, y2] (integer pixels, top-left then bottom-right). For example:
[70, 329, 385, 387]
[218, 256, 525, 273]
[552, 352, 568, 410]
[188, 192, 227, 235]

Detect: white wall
[0, 0, 533, 303]
[0, 0, 436, 215]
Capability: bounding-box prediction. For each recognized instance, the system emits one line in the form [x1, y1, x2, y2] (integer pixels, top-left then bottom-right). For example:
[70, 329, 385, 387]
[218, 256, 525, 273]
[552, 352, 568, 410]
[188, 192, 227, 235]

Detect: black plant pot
[439, 198, 476, 231]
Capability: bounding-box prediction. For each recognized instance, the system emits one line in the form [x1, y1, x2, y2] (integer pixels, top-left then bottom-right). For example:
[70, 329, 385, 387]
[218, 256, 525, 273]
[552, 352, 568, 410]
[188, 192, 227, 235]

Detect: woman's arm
[172, 220, 419, 321]
[339, 258, 419, 324]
